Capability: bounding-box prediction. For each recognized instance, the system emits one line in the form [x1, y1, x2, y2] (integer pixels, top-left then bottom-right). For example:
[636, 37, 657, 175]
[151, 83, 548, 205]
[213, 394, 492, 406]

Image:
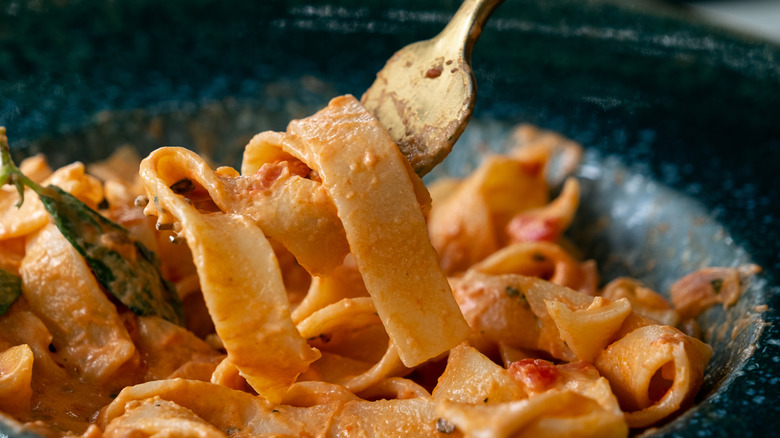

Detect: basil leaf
[0, 268, 22, 316]
[37, 185, 184, 325]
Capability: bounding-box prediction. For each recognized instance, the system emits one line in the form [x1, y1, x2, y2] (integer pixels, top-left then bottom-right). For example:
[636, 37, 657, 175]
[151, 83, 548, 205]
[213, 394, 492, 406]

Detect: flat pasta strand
[140, 152, 320, 403]
[20, 223, 136, 383]
[284, 95, 469, 367]
[0, 345, 34, 418]
[595, 324, 713, 428]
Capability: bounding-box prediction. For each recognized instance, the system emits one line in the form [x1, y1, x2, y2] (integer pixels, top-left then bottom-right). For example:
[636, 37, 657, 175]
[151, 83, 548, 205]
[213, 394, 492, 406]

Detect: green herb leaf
[0, 268, 22, 316]
[37, 185, 184, 325]
[3, 128, 182, 324]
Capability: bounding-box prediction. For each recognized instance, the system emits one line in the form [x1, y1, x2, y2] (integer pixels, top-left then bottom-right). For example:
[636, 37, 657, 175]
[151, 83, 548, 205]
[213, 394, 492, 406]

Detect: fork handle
[439, 0, 505, 60]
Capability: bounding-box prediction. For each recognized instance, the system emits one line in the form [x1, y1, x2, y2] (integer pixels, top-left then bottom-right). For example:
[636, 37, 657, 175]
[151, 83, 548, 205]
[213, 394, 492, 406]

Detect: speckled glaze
[1, 0, 778, 436]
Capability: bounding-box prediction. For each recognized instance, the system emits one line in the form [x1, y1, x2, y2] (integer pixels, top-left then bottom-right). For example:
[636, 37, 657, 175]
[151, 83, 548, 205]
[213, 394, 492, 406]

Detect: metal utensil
[361, 0, 504, 176]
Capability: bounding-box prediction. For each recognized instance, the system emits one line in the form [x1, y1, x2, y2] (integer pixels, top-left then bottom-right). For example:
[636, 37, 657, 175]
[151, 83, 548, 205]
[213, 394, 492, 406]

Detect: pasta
[0, 97, 759, 437]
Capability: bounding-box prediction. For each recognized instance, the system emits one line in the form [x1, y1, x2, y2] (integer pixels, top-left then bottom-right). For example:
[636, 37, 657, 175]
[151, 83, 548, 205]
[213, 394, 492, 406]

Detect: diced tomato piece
[508, 358, 560, 392]
[255, 160, 311, 190]
[507, 215, 560, 243]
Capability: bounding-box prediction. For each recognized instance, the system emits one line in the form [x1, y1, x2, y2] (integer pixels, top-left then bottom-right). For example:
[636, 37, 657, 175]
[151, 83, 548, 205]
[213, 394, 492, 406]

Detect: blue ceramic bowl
[1, 0, 778, 436]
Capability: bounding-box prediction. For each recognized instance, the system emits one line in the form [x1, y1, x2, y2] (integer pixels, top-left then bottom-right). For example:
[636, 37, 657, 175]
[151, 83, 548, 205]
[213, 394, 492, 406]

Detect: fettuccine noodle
[0, 96, 759, 437]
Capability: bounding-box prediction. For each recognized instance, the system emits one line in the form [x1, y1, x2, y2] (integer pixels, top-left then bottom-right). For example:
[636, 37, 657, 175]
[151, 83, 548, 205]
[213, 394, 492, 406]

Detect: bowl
[1, 0, 779, 436]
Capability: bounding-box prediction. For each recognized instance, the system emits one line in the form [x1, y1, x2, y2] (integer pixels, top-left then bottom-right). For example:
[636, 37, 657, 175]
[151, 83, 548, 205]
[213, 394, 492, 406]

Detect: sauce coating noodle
[0, 97, 758, 437]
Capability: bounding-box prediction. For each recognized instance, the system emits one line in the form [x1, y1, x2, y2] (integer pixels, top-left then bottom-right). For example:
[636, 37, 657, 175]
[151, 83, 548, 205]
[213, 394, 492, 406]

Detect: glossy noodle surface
[0, 97, 757, 437]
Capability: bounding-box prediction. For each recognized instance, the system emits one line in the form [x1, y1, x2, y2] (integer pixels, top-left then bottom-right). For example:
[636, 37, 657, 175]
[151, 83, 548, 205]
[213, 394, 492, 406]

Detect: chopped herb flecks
[710, 278, 724, 294]
[505, 285, 528, 306]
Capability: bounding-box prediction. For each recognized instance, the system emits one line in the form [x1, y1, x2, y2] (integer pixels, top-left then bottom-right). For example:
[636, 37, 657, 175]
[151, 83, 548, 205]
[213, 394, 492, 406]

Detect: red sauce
[508, 358, 560, 392]
[255, 160, 311, 190]
[506, 215, 560, 243]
